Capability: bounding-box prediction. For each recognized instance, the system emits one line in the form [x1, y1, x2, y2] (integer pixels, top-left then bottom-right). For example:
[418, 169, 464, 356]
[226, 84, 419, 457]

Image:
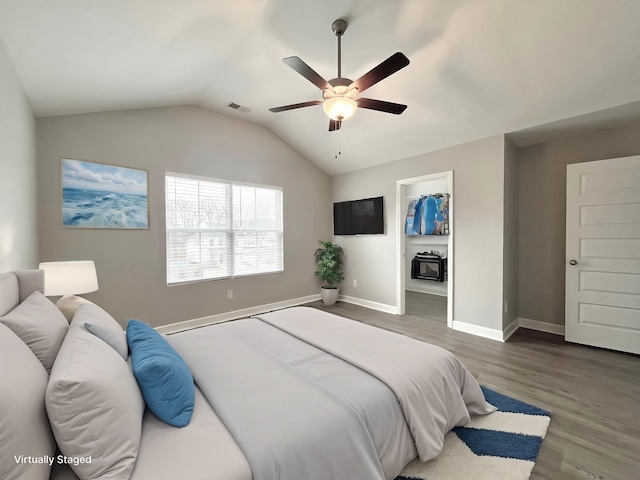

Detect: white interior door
[565, 155, 640, 354]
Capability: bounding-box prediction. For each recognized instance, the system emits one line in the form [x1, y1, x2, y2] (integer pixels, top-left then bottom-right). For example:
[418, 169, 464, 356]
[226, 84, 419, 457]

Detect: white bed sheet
[51, 386, 252, 480]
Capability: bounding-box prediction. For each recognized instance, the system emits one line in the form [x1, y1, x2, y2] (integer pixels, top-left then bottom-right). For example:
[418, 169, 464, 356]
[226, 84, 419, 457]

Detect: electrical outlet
[504, 301, 508, 313]
[353, 279, 357, 287]
[227, 290, 233, 300]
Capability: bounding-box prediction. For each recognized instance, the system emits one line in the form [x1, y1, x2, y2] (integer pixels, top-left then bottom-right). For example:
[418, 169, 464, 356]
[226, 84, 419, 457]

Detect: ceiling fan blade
[269, 100, 322, 113]
[351, 52, 410, 93]
[357, 98, 407, 115]
[283, 56, 331, 91]
[329, 119, 342, 132]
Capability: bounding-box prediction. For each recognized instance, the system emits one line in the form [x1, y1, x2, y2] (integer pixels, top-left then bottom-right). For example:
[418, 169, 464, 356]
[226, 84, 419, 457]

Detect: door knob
[569, 259, 578, 266]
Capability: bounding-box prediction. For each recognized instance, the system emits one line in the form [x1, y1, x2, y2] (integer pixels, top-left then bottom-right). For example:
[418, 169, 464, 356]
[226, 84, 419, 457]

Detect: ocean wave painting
[62, 159, 148, 228]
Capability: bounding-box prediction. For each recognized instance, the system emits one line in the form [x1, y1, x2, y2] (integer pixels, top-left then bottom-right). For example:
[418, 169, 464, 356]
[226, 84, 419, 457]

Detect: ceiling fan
[269, 19, 410, 132]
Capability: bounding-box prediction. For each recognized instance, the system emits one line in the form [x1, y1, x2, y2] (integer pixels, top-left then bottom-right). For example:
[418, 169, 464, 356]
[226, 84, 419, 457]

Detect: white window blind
[165, 174, 283, 284]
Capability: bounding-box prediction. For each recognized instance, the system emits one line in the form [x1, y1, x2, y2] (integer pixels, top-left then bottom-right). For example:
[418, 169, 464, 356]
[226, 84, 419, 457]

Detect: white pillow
[0, 323, 56, 480]
[0, 290, 68, 373]
[46, 322, 145, 480]
[74, 302, 128, 360]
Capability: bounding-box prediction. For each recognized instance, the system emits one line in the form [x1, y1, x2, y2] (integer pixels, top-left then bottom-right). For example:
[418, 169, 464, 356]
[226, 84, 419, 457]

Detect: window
[165, 173, 283, 284]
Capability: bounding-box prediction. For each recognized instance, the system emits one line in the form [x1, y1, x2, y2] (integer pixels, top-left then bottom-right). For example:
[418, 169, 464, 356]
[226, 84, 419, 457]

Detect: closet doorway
[395, 171, 453, 327]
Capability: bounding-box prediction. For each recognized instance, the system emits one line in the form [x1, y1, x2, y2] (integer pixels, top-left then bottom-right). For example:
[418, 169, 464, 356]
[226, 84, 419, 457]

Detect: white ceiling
[1, 0, 639, 175]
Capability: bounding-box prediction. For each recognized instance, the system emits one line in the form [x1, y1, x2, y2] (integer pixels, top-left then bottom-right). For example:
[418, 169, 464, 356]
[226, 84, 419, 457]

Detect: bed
[0, 269, 494, 480]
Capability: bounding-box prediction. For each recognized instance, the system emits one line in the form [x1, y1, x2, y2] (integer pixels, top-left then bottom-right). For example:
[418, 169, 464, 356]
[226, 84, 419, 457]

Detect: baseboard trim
[452, 320, 505, 342]
[448, 318, 539, 342]
[516, 317, 565, 336]
[156, 297, 565, 342]
[338, 295, 398, 315]
[405, 286, 448, 297]
[502, 319, 520, 341]
[156, 294, 322, 334]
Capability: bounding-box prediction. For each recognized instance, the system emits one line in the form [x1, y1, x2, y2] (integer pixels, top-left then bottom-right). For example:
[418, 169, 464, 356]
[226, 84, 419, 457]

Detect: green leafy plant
[314, 240, 344, 289]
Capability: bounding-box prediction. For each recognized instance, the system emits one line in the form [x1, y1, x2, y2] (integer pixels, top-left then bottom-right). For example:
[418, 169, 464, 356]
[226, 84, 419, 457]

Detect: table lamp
[38, 260, 99, 321]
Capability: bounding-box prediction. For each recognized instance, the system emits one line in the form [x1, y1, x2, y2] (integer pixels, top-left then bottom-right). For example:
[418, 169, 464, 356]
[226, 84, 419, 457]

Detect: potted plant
[314, 240, 344, 306]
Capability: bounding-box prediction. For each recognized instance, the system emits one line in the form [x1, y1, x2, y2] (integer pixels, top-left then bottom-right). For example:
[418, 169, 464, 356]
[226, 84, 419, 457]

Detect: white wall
[0, 40, 37, 271]
[331, 135, 507, 331]
[37, 106, 332, 327]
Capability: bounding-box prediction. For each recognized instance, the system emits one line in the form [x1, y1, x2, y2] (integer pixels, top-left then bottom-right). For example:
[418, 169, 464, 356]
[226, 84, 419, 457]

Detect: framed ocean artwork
[61, 159, 149, 229]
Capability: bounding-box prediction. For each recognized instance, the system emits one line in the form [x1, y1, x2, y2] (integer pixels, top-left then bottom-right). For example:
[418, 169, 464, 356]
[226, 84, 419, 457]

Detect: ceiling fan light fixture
[323, 96, 357, 121]
[323, 84, 358, 121]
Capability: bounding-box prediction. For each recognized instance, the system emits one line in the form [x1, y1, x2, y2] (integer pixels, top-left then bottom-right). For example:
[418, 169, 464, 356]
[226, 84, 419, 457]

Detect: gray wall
[502, 137, 519, 328]
[517, 120, 640, 327]
[37, 106, 331, 327]
[0, 40, 37, 271]
[331, 135, 507, 331]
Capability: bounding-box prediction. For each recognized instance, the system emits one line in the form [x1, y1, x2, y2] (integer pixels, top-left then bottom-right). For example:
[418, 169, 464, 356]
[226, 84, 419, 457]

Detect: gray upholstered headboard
[0, 269, 45, 316]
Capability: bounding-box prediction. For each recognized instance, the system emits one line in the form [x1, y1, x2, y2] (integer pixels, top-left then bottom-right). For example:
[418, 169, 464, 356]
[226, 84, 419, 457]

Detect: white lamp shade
[38, 261, 99, 296]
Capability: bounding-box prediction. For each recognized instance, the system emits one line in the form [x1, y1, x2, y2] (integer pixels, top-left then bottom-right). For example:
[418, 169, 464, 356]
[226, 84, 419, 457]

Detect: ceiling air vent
[227, 102, 250, 113]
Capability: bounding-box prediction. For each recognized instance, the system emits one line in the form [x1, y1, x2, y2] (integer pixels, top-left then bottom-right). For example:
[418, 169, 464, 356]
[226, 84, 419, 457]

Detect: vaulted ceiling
[1, 0, 639, 175]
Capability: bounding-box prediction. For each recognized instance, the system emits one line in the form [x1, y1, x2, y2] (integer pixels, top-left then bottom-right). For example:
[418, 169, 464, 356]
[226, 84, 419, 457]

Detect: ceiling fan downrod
[332, 19, 348, 79]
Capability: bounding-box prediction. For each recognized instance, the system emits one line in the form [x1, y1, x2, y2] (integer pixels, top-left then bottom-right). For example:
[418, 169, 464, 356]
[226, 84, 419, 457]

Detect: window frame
[165, 172, 284, 285]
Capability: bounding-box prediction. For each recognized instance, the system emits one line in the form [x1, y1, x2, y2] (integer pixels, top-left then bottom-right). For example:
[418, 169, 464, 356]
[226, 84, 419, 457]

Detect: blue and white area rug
[396, 387, 551, 480]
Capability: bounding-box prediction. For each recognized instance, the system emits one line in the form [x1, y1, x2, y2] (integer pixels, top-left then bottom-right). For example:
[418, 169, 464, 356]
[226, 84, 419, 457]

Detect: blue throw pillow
[126, 320, 194, 427]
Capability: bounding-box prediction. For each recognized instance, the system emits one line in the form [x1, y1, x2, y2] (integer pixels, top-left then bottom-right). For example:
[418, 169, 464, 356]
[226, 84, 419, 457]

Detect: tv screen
[333, 196, 384, 235]
[333, 201, 353, 235]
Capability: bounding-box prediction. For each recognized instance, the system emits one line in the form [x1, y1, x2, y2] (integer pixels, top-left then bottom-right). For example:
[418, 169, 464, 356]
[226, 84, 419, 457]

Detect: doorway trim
[396, 171, 454, 327]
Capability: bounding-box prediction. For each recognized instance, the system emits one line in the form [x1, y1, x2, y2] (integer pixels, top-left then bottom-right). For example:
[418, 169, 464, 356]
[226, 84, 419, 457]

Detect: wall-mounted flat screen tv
[333, 196, 384, 235]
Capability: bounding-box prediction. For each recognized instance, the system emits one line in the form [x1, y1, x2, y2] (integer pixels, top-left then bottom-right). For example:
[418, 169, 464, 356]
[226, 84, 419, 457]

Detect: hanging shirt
[412, 197, 424, 234]
[405, 198, 420, 235]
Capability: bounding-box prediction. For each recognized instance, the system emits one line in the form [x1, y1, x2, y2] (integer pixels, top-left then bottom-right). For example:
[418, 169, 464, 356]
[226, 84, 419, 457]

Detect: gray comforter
[170, 319, 407, 480]
[169, 307, 494, 480]
[256, 307, 496, 462]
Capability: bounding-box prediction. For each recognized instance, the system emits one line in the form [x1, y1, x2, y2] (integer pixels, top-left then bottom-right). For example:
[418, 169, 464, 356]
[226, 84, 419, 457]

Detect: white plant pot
[320, 287, 339, 306]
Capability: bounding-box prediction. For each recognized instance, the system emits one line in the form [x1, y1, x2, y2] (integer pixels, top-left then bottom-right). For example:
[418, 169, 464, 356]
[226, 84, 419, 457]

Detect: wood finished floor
[307, 300, 640, 480]
[405, 290, 447, 323]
